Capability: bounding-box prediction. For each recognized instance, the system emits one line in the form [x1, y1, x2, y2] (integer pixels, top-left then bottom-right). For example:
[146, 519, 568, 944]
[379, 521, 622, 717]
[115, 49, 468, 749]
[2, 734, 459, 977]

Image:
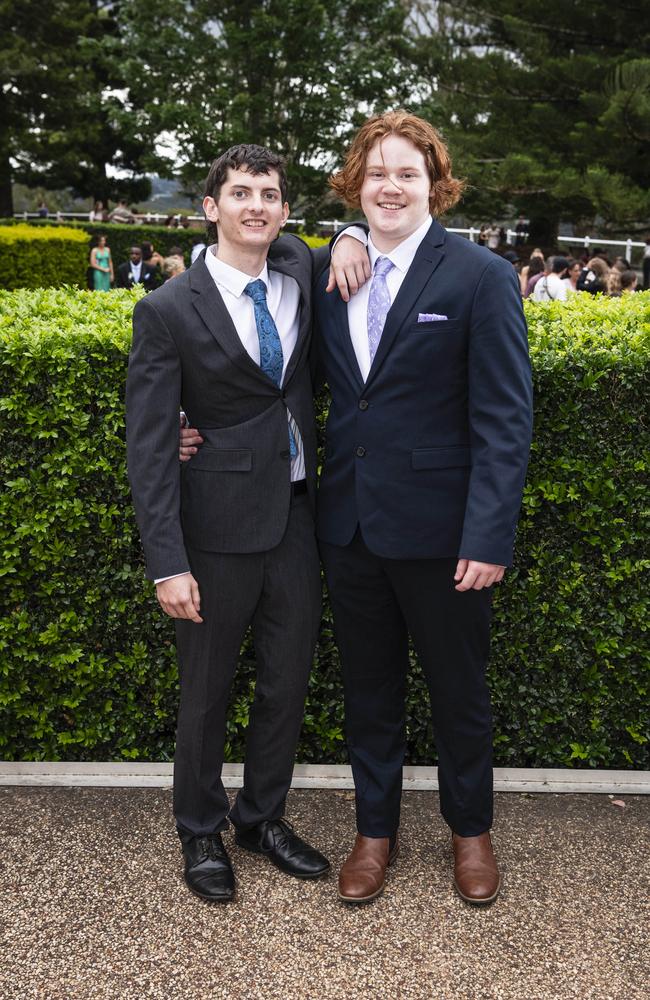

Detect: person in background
[532, 256, 569, 301]
[514, 215, 528, 246]
[37, 199, 49, 218]
[523, 256, 545, 298]
[485, 223, 501, 251]
[109, 199, 135, 224]
[563, 259, 581, 295]
[141, 241, 165, 270]
[168, 245, 185, 262]
[502, 249, 521, 273]
[90, 235, 114, 291]
[116, 246, 159, 291]
[620, 270, 638, 294]
[191, 240, 207, 264]
[162, 255, 185, 281]
[578, 256, 610, 294]
[519, 248, 545, 294]
[643, 237, 650, 290]
[608, 268, 637, 296]
[477, 224, 488, 247]
[607, 268, 622, 296]
[89, 201, 106, 223]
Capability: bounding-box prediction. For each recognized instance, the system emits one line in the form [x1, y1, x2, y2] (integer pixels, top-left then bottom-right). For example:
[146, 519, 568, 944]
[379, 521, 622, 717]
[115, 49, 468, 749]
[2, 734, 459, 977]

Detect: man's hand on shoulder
[454, 559, 505, 592]
[327, 234, 372, 302]
[156, 573, 203, 623]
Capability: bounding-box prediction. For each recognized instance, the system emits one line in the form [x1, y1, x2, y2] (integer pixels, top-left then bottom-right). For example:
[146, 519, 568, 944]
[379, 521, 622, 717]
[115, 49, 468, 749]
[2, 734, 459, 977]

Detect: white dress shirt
[155, 247, 305, 585]
[130, 260, 142, 283]
[344, 216, 433, 381]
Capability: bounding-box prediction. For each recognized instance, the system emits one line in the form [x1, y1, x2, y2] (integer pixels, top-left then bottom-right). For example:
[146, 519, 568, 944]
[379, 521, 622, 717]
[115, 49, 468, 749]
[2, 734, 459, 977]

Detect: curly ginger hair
[329, 110, 465, 217]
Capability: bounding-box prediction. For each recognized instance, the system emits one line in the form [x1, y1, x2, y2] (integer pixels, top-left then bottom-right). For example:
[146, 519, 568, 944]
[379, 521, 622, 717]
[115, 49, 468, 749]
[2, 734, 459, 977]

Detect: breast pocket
[410, 319, 461, 335]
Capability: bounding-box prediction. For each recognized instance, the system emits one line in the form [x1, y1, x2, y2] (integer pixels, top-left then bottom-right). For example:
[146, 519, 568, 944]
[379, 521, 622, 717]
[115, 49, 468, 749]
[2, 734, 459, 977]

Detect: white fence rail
[13, 212, 647, 260]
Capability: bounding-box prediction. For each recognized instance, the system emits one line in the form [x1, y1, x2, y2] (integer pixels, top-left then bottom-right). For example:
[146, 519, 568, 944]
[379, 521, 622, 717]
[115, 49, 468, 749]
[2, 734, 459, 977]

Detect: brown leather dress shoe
[452, 831, 501, 905]
[338, 833, 399, 904]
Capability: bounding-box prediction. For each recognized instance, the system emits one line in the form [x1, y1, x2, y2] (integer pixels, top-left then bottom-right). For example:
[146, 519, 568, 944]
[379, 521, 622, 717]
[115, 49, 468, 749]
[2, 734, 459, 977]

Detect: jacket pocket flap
[189, 447, 253, 472]
[412, 447, 471, 470]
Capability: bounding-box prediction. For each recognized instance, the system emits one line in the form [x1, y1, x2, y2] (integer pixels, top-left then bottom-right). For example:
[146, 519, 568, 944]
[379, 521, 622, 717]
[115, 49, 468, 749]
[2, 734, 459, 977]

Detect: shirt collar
[205, 244, 269, 296]
[368, 215, 433, 274]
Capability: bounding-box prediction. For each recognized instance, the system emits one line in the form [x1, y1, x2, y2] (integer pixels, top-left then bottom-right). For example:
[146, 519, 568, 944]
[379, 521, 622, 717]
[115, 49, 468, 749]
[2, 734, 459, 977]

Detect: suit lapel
[365, 219, 446, 387]
[330, 289, 364, 388]
[266, 238, 311, 386]
[189, 254, 273, 383]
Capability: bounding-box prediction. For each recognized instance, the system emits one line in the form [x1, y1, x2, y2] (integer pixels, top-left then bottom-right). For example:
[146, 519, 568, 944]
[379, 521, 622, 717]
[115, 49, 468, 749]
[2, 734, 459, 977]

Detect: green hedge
[0, 225, 90, 290]
[0, 220, 329, 279]
[0, 289, 648, 765]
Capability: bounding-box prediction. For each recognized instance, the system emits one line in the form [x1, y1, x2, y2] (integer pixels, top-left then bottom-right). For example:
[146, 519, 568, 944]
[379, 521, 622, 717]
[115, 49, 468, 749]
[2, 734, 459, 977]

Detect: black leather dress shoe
[182, 833, 235, 902]
[235, 819, 330, 879]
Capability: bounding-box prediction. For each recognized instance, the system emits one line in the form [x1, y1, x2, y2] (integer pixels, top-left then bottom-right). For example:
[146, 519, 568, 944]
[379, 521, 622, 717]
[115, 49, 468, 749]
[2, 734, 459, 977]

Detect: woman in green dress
[90, 235, 114, 291]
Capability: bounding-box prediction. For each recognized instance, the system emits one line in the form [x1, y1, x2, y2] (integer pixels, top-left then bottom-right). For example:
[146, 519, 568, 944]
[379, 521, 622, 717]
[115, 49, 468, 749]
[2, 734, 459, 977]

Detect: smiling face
[360, 134, 433, 251]
[203, 166, 289, 266]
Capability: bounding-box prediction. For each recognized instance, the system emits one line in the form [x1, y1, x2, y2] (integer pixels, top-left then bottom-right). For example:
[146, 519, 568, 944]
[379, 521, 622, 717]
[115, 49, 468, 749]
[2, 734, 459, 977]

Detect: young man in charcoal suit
[126, 145, 360, 902]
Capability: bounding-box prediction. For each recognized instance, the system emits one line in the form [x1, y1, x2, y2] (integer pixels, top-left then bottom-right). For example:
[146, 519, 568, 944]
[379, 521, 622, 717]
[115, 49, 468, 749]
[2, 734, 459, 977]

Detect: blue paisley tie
[244, 278, 296, 458]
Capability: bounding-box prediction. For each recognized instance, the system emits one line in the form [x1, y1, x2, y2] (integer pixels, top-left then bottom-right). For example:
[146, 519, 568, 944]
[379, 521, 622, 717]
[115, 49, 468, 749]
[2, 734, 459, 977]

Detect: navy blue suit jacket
[313, 219, 533, 567]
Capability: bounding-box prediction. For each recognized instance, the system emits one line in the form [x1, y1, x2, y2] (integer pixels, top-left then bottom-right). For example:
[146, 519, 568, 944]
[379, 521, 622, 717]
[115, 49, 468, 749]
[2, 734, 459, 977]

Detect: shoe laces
[265, 818, 294, 851]
[198, 834, 223, 862]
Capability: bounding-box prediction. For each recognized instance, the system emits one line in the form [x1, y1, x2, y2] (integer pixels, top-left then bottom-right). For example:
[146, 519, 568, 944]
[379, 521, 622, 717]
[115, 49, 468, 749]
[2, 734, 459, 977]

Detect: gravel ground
[0, 787, 648, 1000]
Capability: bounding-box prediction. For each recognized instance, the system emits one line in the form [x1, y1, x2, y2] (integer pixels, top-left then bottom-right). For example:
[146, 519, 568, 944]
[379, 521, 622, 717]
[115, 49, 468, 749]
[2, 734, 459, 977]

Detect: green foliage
[0, 288, 648, 766]
[0, 224, 89, 289]
[104, 0, 416, 217]
[0, 1, 150, 216]
[413, 1, 650, 238]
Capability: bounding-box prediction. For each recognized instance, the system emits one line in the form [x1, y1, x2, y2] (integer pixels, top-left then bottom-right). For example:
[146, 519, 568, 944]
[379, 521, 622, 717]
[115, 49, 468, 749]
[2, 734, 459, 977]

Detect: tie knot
[374, 256, 394, 278]
[244, 279, 267, 304]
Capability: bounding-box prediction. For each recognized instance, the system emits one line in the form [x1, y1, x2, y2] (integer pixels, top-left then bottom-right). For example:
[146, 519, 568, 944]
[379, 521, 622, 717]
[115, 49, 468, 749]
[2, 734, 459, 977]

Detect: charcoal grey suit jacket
[126, 235, 317, 581]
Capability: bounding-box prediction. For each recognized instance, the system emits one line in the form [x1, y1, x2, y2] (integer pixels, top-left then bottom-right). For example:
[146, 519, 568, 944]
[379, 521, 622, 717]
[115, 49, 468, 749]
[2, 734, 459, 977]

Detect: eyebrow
[365, 163, 422, 171]
[229, 182, 281, 193]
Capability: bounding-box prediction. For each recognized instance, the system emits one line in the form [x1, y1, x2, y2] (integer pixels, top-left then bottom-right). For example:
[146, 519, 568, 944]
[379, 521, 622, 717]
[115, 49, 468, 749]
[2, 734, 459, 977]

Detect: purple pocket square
[418, 312, 448, 322]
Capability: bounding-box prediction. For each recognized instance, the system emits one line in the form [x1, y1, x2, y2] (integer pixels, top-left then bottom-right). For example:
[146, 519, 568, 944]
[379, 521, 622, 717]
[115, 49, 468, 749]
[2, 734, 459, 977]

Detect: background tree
[0, 0, 150, 217]
[409, 0, 650, 241]
[108, 0, 416, 222]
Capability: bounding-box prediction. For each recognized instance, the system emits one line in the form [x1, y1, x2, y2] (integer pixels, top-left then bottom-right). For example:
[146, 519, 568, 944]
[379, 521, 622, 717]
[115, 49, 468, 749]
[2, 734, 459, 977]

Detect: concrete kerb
[1, 761, 649, 794]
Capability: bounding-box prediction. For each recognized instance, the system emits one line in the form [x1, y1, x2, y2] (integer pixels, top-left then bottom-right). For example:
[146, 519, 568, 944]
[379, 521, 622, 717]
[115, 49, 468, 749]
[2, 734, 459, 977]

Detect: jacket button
[280, 450, 290, 459]
[358, 399, 369, 410]
[356, 446, 366, 457]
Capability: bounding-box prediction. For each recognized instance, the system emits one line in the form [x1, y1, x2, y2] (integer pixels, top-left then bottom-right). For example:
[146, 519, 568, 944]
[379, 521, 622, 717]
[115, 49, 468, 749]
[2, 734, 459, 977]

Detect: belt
[291, 479, 307, 496]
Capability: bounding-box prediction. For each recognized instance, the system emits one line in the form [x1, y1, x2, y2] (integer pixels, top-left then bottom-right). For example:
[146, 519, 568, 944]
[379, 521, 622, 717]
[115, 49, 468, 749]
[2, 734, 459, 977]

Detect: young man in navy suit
[315, 110, 532, 905]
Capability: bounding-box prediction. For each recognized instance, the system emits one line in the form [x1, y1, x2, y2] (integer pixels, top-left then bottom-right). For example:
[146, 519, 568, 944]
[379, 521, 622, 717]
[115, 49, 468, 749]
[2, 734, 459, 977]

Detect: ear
[203, 195, 219, 224]
[280, 202, 290, 227]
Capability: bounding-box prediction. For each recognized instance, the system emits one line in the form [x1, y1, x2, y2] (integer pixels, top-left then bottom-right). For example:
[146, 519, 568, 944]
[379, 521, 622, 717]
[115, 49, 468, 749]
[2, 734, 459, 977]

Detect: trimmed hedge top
[0, 223, 90, 245]
[0, 224, 91, 291]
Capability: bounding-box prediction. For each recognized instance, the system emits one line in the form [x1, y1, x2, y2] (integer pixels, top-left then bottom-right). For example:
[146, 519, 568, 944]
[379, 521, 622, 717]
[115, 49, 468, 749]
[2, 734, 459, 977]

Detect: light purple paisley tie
[367, 256, 395, 365]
